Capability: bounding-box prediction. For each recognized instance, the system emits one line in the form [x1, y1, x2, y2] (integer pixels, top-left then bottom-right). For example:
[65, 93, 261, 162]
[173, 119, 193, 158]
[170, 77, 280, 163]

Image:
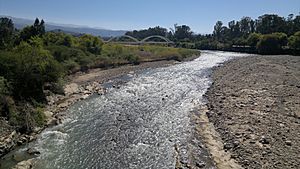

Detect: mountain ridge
[0, 15, 127, 37]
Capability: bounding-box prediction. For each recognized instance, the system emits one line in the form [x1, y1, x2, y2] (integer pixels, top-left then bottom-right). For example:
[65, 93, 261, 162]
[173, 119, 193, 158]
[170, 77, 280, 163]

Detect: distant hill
[0, 15, 127, 37]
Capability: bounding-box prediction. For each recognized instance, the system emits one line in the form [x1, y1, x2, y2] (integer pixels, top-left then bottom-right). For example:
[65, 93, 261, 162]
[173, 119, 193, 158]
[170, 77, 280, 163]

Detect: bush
[0, 76, 10, 96]
[257, 33, 287, 54]
[33, 106, 46, 127]
[1, 37, 64, 101]
[288, 31, 300, 49]
[125, 54, 140, 64]
[79, 34, 103, 55]
[0, 78, 14, 119]
[63, 59, 80, 73]
[272, 32, 288, 46]
[9, 103, 45, 133]
[247, 33, 262, 46]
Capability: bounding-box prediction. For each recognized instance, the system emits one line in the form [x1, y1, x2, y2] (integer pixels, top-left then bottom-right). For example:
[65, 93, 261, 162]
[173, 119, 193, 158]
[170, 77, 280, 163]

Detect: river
[1, 51, 250, 169]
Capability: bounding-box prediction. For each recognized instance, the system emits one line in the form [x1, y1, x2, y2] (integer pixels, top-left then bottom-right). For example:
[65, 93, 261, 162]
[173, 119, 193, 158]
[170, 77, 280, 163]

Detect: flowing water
[1, 51, 250, 169]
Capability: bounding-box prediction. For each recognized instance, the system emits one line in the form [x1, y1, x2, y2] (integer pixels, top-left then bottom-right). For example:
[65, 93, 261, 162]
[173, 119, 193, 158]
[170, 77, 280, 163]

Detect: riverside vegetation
[0, 17, 200, 135]
[125, 13, 300, 55]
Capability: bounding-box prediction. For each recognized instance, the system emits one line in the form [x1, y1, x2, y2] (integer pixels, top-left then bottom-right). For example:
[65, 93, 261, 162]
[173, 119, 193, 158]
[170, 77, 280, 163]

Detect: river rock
[259, 136, 270, 144]
[285, 140, 292, 146]
[43, 111, 53, 119]
[85, 85, 94, 92]
[81, 94, 90, 100]
[58, 102, 69, 109]
[12, 159, 34, 169]
[64, 83, 79, 95]
[196, 161, 206, 168]
[26, 148, 40, 155]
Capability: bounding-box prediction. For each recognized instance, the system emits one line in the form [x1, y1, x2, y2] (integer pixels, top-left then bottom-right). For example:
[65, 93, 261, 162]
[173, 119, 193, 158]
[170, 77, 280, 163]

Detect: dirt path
[205, 55, 300, 169]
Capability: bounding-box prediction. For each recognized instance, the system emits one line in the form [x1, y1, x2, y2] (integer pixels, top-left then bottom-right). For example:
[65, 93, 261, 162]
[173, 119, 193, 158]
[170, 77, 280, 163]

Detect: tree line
[125, 13, 300, 54]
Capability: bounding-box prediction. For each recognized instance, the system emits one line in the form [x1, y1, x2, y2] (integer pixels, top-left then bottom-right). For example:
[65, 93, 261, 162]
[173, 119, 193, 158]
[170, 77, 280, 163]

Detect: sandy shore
[205, 55, 300, 168]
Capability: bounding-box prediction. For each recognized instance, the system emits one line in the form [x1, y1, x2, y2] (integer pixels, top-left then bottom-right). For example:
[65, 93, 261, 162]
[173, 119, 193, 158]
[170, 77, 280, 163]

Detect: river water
[1, 51, 250, 169]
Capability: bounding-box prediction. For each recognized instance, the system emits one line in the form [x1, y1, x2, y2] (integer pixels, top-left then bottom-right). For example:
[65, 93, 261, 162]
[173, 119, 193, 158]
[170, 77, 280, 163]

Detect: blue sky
[1, 0, 299, 33]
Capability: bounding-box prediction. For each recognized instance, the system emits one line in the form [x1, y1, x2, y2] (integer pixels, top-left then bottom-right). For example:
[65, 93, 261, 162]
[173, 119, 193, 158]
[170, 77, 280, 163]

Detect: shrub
[6, 37, 64, 100]
[256, 33, 287, 54]
[33, 106, 46, 127]
[288, 31, 300, 49]
[9, 103, 45, 133]
[0, 77, 14, 118]
[63, 59, 80, 73]
[0, 76, 10, 96]
[272, 32, 288, 46]
[247, 33, 262, 46]
[125, 54, 140, 64]
[79, 34, 103, 55]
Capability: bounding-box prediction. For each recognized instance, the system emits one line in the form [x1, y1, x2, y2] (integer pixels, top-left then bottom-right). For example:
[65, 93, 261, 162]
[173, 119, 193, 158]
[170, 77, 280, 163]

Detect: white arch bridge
[105, 35, 174, 45]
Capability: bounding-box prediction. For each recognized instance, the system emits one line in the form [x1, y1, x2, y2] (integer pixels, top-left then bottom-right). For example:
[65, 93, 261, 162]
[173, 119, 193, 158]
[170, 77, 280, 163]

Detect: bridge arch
[107, 35, 139, 43]
[141, 35, 171, 43]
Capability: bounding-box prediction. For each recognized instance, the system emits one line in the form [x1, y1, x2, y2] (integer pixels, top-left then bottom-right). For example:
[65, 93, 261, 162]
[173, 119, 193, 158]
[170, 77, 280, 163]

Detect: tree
[125, 26, 168, 40]
[213, 21, 223, 40]
[228, 20, 236, 38]
[292, 15, 300, 35]
[240, 17, 253, 36]
[39, 19, 46, 35]
[0, 17, 15, 49]
[174, 24, 193, 41]
[19, 18, 46, 42]
[256, 14, 286, 34]
[10, 37, 63, 100]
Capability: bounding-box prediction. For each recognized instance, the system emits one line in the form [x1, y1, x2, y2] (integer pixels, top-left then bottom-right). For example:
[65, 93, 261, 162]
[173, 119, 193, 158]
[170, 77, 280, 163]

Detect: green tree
[240, 17, 253, 36]
[0, 17, 15, 49]
[11, 37, 63, 100]
[19, 18, 46, 42]
[292, 15, 300, 35]
[174, 24, 193, 41]
[126, 26, 168, 40]
[256, 14, 286, 34]
[213, 21, 223, 41]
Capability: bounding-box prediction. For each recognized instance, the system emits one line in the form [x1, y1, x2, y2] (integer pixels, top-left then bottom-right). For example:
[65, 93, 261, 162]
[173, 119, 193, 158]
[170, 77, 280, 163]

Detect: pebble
[259, 136, 270, 144]
[285, 140, 292, 146]
[196, 161, 206, 168]
[27, 148, 41, 155]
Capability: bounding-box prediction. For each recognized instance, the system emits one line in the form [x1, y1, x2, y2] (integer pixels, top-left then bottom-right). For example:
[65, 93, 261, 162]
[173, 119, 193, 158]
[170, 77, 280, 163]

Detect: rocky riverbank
[0, 60, 177, 168]
[204, 55, 300, 168]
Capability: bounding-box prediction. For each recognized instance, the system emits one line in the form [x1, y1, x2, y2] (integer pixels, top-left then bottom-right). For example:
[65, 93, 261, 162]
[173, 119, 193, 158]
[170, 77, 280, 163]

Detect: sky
[0, 0, 299, 34]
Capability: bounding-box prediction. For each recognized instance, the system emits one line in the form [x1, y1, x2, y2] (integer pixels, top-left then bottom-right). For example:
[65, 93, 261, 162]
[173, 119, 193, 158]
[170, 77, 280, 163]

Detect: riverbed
[1, 51, 251, 169]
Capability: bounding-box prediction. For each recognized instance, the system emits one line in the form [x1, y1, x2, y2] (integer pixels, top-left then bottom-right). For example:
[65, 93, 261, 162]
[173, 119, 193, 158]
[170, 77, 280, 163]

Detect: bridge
[105, 35, 174, 45]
